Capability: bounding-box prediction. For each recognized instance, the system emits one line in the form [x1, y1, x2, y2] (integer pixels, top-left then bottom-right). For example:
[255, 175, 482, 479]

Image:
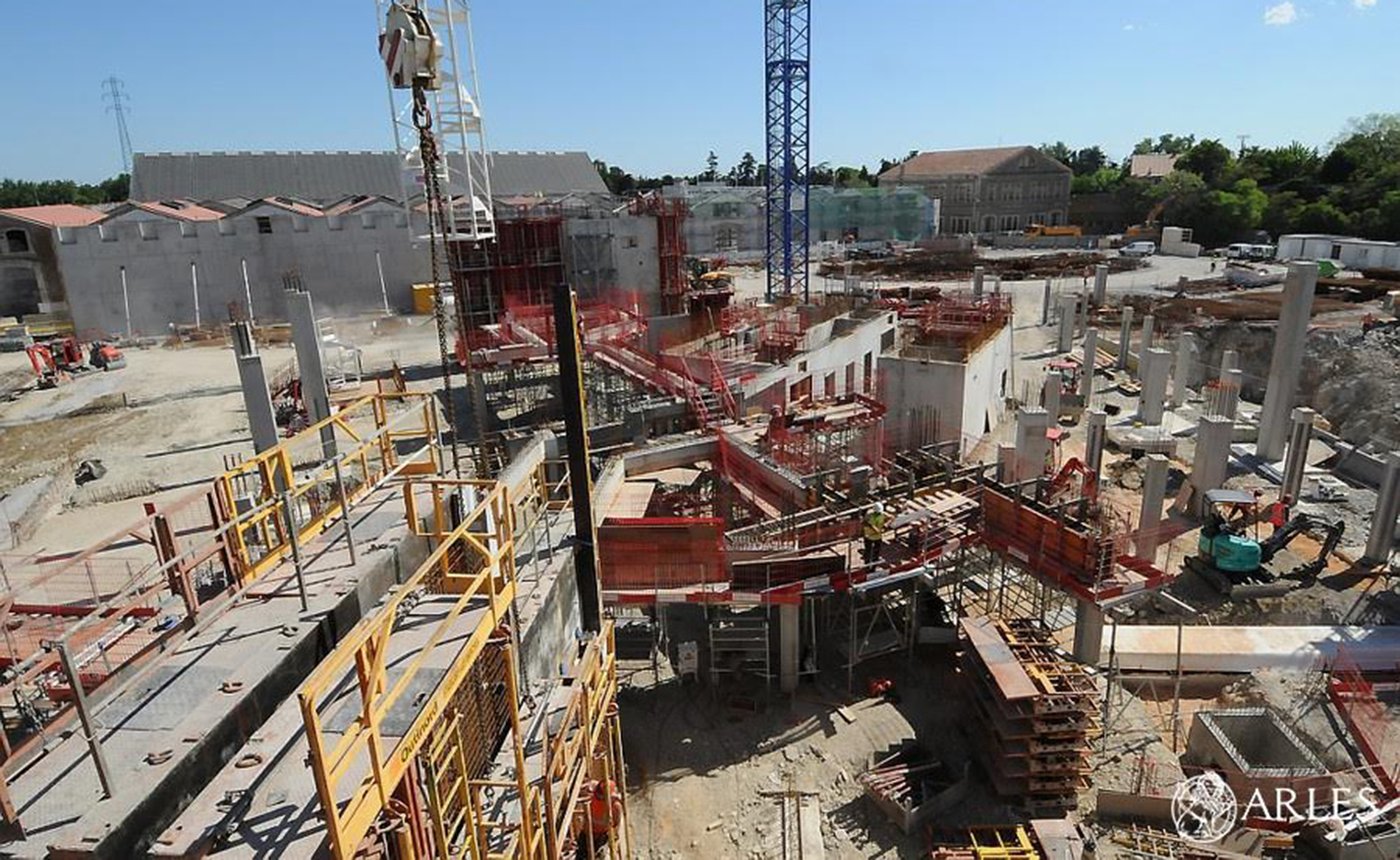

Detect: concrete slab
[1101, 625, 1400, 673]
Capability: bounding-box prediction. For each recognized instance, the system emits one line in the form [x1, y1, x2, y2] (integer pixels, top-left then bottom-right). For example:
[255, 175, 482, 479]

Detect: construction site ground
[0, 315, 445, 562]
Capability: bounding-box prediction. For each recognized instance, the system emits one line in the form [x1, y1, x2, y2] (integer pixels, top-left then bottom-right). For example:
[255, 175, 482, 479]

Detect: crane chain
[412, 86, 464, 477]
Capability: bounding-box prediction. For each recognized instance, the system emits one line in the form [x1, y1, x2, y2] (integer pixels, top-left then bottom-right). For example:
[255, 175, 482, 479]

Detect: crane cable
[409, 87, 465, 477]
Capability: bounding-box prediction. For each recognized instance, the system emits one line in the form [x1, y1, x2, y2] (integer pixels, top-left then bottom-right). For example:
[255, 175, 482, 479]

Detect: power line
[101, 76, 134, 175]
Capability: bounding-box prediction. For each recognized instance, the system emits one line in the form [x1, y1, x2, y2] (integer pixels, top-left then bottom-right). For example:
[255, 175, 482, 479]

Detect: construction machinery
[24, 336, 124, 388]
[1042, 457, 1098, 510]
[1025, 224, 1082, 238]
[1188, 488, 1346, 597]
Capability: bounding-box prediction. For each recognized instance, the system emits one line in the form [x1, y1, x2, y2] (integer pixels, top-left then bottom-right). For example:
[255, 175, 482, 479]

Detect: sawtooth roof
[131, 150, 610, 202]
[0, 204, 106, 228]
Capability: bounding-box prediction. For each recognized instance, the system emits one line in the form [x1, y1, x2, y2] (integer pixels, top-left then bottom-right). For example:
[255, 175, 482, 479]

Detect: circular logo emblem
[1172, 772, 1239, 843]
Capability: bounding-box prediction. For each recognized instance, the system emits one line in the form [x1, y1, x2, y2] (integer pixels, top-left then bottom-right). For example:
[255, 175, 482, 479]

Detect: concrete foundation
[1139, 348, 1171, 425]
[1057, 296, 1076, 353]
[1136, 453, 1169, 562]
[1185, 708, 1327, 797]
[1190, 415, 1235, 513]
[1042, 371, 1062, 423]
[1256, 262, 1319, 460]
[1363, 452, 1400, 564]
[231, 321, 280, 454]
[1084, 409, 1107, 479]
[1280, 407, 1316, 503]
[1092, 264, 1108, 306]
[1171, 333, 1195, 408]
[1014, 407, 1051, 482]
[1116, 306, 1134, 370]
[1079, 329, 1097, 404]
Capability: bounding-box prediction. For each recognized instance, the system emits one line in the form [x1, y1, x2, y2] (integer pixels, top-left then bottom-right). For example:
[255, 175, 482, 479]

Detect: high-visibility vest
[863, 512, 887, 541]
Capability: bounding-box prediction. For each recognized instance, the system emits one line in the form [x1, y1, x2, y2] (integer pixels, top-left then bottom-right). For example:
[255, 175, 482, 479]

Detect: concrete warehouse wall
[51, 207, 430, 335]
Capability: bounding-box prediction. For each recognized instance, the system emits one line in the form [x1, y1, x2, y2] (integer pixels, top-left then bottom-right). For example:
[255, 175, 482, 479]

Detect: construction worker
[863, 502, 888, 565]
[1269, 494, 1293, 534]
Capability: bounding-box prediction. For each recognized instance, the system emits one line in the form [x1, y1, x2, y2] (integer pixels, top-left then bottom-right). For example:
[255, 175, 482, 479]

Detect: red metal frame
[630, 195, 689, 316]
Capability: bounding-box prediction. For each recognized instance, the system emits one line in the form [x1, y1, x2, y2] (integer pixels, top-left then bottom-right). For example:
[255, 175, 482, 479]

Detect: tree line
[0, 175, 130, 209]
[1040, 114, 1400, 246]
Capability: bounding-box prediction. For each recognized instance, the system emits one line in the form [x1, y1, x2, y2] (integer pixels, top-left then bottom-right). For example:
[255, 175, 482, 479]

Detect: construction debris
[857, 742, 967, 833]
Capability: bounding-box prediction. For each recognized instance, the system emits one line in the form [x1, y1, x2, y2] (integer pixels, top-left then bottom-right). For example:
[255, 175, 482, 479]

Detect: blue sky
[4, 0, 1396, 183]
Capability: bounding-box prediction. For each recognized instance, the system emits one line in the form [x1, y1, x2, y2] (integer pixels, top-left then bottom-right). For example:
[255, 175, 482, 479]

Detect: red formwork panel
[597, 517, 726, 591]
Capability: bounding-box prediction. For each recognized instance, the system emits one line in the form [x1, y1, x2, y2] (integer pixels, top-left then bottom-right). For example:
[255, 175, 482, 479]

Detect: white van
[1226, 243, 1252, 259]
[1121, 241, 1157, 258]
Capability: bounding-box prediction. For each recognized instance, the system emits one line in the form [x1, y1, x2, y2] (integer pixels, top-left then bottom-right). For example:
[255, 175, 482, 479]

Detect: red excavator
[1042, 457, 1099, 509]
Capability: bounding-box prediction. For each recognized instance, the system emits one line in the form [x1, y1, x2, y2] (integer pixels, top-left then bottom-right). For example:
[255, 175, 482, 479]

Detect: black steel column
[553, 282, 601, 632]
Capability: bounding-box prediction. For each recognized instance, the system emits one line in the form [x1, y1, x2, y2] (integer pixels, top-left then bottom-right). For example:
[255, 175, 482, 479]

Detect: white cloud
[1264, 1, 1299, 23]
[1123, 23, 1137, 30]
[1354, 0, 1377, 9]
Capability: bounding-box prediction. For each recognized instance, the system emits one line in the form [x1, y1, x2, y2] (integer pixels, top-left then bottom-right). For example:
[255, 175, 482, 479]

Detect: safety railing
[216, 391, 438, 583]
[0, 391, 440, 828]
[299, 482, 517, 859]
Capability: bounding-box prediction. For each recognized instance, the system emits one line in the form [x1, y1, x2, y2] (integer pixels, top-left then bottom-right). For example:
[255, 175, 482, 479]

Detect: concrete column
[1043, 371, 1062, 423]
[1117, 305, 1134, 370]
[1084, 409, 1107, 480]
[1190, 415, 1235, 514]
[1080, 328, 1097, 404]
[1219, 368, 1243, 420]
[1078, 287, 1091, 335]
[1220, 348, 1239, 377]
[1014, 407, 1051, 482]
[1141, 313, 1155, 354]
[1042, 278, 1053, 325]
[972, 265, 985, 301]
[1281, 407, 1316, 503]
[1072, 600, 1105, 665]
[993, 275, 1002, 295]
[1171, 333, 1196, 408]
[1139, 347, 1171, 425]
[1364, 453, 1400, 564]
[996, 442, 1017, 483]
[1257, 262, 1319, 460]
[231, 322, 280, 454]
[1057, 295, 1076, 353]
[1136, 453, 1170, 562]
[286, 289, 336, 458]
[779, 603, 800, 694]
[1092, 264, 1109, 306]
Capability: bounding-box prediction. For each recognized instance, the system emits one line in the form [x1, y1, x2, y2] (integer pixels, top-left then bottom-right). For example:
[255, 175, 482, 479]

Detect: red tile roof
[0, 204, 106, 228]
[128, 200, 225, 222]
[250, 196, 324, 217]
[879, 146, 1070, 180]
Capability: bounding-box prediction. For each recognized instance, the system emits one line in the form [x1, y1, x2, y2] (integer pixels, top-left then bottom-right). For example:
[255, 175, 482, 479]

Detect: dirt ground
[620, 647, 1026, 860]
[0, 314, 447, 559]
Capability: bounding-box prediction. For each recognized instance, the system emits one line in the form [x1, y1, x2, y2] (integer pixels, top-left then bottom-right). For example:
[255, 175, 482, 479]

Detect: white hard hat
[873, 502, 885, 515]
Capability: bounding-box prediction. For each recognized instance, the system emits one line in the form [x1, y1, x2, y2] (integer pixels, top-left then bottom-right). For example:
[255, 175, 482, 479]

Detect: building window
[99, 224, 117, 242]
[256, 216, 273, 234]
[623, 236, 638, 249]
[845, 362, 855, 393]
[292, 216, 309, 233]
[360, 213, 376, 229]
[1049, 211, 1062, 226]
[715, 226, 738, 251]
[863, 352, 873, 392]
[1000, 215, 1020, 232]
[327, 215, 343, 231]
[217, 219, 235, 236]
[4, 229, 29, 253]
[180, 221, 197, 238]
[982, 216, 996, 233]
[713, 202, 740, 218]
[824, 373, 836, 398]
[139, 221, 159, 240]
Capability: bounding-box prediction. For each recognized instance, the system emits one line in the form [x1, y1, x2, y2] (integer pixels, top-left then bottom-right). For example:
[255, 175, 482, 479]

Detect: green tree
[704, 150, 719, 182]
[733, 152, 758, 186]
[1132, 134, 1196, 156]
[1176, 140, 1234, 187]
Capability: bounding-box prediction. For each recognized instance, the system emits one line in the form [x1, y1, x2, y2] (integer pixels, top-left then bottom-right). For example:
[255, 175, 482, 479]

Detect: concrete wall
[880, 323, 1012, 454]
[0, 214, 68, 316]
[50, 208, 430, 335]
[564, 215, 663, 316]
[742, 311, 896, 410]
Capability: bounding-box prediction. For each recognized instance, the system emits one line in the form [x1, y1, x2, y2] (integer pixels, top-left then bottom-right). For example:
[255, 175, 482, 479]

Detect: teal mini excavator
[1189, 488, 1346, 597]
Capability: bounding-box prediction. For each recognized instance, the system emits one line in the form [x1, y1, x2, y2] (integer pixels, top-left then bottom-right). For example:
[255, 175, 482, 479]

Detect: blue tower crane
[764, 0, 810, 302]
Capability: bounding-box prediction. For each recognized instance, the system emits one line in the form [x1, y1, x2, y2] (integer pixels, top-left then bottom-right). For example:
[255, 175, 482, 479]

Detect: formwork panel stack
[959, 618, 1097, 814]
